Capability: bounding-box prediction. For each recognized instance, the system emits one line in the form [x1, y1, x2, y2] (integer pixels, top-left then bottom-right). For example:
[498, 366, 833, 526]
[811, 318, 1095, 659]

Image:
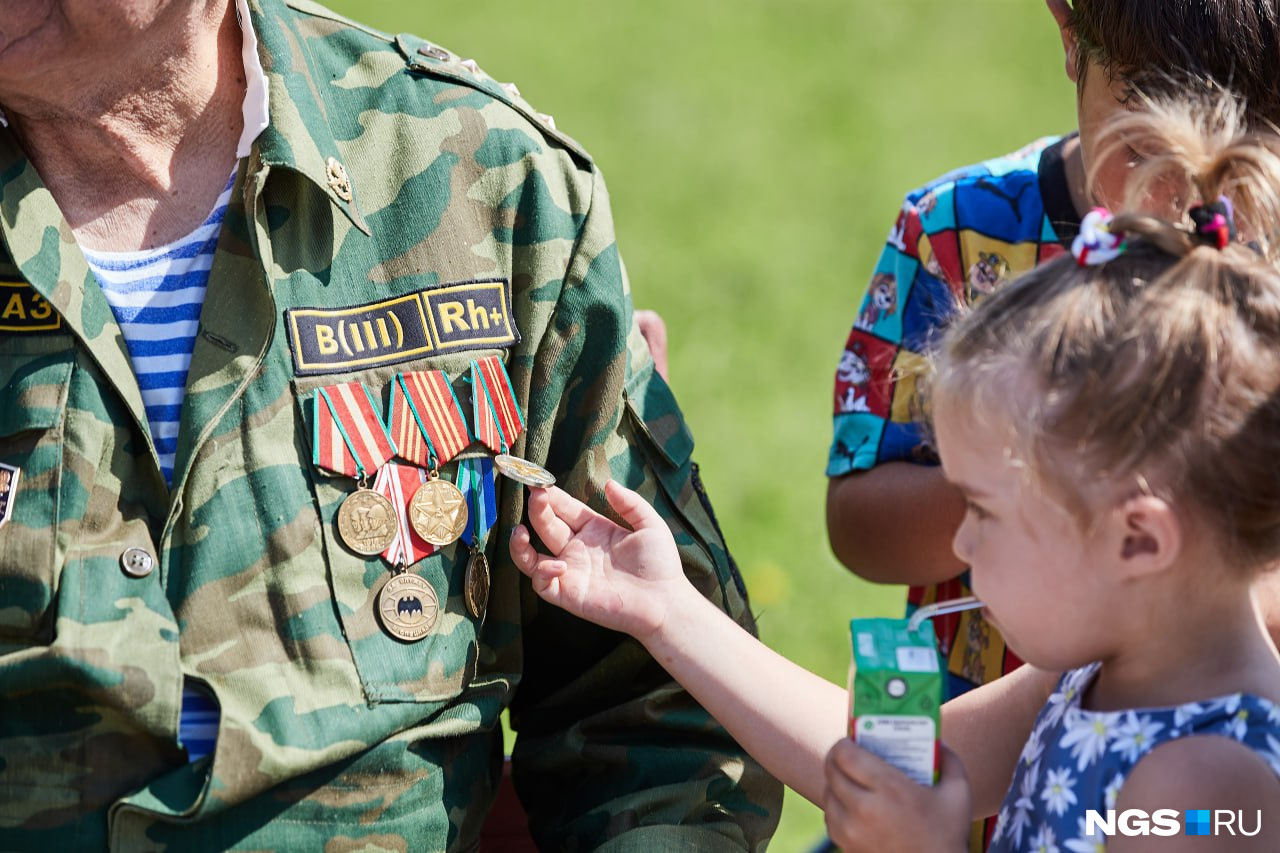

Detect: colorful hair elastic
[1071, 207, 1127, 266]
[1189, 196, 1237, 250]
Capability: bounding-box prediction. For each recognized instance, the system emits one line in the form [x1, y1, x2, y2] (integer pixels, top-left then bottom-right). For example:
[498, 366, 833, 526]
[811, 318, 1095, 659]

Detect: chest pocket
[292, 356, 490, 705]
[0, 345, 73, 645]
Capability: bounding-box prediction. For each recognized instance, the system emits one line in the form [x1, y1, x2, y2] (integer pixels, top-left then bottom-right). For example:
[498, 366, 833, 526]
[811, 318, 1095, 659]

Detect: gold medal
[377, 572, 439, 642]
[336, 488, 398, 556]
[493, 453, 556, 488]
[408, 476, 469, 546]
[465, 551, 490, 619]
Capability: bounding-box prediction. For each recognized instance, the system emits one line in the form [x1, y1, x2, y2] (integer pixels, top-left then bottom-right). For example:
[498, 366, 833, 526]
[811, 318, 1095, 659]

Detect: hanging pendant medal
[408, 472, 469, 545]
[314, 382, 400, 556]
[459, 456, 498, 619]
[389, 370, 473, 546]
[377, 568, 440, 642]
[471, 356, 553, 488]
[337, 485, 398, 556]
[464, 552, 490, 620]
[493, 453, 556, 487]
[370, 464, 438, 642]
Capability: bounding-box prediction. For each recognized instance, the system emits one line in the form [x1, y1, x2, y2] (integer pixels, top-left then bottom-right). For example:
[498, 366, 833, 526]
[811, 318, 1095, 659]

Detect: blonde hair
[931, 91, 1280, 566]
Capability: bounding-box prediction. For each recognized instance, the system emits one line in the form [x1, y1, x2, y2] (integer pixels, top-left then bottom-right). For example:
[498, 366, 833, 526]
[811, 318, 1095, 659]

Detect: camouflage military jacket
[0, 1, 780, 849]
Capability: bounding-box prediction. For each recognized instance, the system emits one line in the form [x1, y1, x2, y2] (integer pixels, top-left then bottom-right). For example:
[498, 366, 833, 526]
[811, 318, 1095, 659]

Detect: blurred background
[327, 1, 1074, 847]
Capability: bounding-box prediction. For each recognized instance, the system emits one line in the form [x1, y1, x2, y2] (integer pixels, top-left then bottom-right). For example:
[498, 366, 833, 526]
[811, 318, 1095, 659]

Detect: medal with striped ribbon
[471, 356, 555, 488]
[390, 370, 470, 546]
[314, 382, 399, 556]
[458, 456, 498, 618]
[371, 462, 440, 642]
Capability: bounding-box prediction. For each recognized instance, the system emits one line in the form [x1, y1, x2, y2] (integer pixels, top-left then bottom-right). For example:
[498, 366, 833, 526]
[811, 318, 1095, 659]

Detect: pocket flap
[623, 363, 694, 470]
[0, 354, 72, 436]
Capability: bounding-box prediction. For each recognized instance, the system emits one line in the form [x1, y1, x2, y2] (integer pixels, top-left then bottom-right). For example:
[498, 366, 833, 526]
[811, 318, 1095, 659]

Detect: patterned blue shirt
[988, 664, 1280, 852]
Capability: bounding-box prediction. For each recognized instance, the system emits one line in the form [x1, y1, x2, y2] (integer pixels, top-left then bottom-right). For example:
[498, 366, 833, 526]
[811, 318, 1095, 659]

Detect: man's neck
[2, 2, 245, 251]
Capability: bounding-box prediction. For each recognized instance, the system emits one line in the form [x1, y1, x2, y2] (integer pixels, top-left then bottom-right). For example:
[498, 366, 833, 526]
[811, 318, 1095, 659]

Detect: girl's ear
[1111, 495, 1182, 579]
[1045, 0, 1080, 84]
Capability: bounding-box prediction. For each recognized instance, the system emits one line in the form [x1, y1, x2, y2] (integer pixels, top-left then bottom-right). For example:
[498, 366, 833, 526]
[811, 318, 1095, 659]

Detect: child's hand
[509, 481, 687, 643]
[823, 738, 971, 853]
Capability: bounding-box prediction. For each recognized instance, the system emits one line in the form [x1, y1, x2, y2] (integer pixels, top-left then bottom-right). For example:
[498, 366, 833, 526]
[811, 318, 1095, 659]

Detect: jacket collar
[248, 0, 370, 235]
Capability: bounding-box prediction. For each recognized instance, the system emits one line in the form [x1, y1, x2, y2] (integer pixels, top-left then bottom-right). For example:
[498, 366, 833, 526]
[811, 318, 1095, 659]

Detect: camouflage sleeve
[509, 166, 782, 851]
[827, 195, 959, 477]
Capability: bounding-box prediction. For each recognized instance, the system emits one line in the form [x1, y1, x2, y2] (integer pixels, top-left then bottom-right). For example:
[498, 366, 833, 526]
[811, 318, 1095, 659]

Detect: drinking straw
[906, 595, 984, 633]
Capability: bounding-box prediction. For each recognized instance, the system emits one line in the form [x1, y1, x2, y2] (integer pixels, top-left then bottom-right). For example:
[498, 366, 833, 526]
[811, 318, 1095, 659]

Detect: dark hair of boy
[1069, 0, 1280, 124]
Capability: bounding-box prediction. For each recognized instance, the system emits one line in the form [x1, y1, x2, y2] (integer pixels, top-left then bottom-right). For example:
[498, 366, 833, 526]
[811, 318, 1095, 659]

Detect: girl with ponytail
[509, 91, 1280, 852]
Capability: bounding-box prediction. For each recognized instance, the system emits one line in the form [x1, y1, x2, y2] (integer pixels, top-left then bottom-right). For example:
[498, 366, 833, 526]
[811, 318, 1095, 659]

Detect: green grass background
[327, 1, 1074, 847]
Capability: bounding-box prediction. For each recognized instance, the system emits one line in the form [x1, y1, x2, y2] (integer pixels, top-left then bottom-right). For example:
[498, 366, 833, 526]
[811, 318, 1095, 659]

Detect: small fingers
[603, 480, 664, 533]
[508, 525, 568, 598]
[527, 489, 576, 555]
[827, 735, 896, 788]
[542, 486, 603, 532]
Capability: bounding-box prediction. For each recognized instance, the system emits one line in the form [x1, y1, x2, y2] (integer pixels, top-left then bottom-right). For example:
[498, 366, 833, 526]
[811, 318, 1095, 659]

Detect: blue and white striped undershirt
[84, 173, 236, 483]
[59, 0, 267, 771]
[82, 171, 237, 765]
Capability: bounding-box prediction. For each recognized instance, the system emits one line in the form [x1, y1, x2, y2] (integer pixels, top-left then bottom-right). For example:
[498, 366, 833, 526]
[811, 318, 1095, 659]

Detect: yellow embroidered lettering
[315, 324, 339, 355]
[29, 295, 52, 320]
[467, 299, 490, 330]
[2, 294, 26, 320]
[439, 302, 468, 333]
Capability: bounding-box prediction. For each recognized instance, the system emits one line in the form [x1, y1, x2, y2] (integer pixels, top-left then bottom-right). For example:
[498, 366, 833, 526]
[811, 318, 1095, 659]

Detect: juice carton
[848, 616, 943, 786]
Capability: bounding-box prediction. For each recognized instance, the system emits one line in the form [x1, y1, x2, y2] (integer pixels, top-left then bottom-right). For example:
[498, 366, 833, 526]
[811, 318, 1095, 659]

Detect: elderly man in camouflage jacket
[0, 0, 781, 849]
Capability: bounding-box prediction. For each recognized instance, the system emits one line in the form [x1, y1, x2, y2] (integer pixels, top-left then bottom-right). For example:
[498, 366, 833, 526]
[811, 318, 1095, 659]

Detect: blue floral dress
[987, 664, 1280, 852]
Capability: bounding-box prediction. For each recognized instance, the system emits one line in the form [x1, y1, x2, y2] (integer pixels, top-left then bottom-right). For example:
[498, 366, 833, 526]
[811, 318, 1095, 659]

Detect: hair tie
[1188, 196, 1237, 250]
[1071, 208, 1126, 266]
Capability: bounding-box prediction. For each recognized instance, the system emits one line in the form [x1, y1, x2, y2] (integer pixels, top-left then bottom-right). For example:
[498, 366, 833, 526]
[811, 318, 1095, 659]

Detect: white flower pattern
[1058, 708, 1113, 772]
[1110, 712, 1163, 764]
[1041, 767, 1077, 816]
[1063, 816, 1106, 853]
[986, 666, 1280, 853]
[1030, 823, 1060, 853]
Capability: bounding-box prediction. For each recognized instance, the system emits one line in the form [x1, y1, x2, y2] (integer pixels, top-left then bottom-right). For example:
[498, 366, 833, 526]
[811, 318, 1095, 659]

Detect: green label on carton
[849, 617, 942, 785]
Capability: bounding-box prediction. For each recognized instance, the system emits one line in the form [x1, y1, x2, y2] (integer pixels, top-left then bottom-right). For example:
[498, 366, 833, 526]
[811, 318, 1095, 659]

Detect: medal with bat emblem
[377, 572, 439, 642]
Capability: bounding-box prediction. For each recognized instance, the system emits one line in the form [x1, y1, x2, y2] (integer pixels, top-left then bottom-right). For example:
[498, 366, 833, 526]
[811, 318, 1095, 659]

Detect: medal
[473, 353, 522, 450]
[336, 489, 398, 556]
[389, 370, 473, 547]
[464, 552, 490, 619]
[493, 453, 556, 488]
[472, 356, 551, 487]
[314, 382, 400, 555]
[377, 572, 439, 642]
[388, 370, 471, 470]
[458, 456, 499, 619]
[408, 475, 469, 546]
[471, 355, 524, 454]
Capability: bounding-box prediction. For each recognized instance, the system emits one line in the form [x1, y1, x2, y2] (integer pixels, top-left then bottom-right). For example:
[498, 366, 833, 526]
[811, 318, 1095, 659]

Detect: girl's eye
[965, 499, 990, 521]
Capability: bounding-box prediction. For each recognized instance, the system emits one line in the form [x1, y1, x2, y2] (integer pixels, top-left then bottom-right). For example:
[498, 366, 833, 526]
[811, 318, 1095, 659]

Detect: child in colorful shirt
[826, 0, 1280, 716]
[509, 93, 1280, 851]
